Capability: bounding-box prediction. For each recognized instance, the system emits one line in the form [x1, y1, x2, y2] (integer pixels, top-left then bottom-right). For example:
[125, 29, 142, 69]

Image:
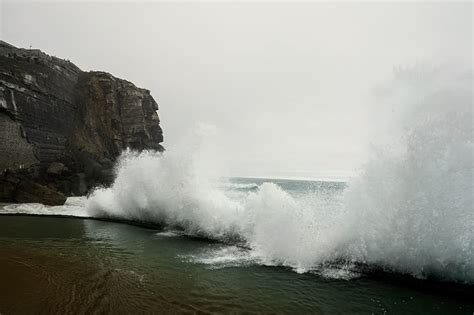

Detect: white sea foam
[183, 245, 258, 269]
[0, 197, 87, 217]
[155, 230, 185, 237]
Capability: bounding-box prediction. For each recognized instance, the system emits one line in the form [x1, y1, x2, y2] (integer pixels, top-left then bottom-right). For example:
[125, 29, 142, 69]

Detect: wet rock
[14, 180, 67, 206]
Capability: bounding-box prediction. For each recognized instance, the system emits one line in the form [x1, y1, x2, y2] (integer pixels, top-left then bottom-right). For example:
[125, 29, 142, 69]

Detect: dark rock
[99, 168, 115, 184]
[57, 180, 72, 195]
[71, 173, 87, 196]
[83, 156, 103, 181]
[99, 157, 113, 169]
[14, 180, 67, 206]
[46, 162, 67, 176]
[0, 40, 164, 204]
[0, 178, 16, 202]
[72, 72, 164, 157]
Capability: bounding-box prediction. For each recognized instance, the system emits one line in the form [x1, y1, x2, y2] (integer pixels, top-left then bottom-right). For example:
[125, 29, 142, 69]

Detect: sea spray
[85, 67, 473, 283]
[86, 149, 244, 240]
[87, 123, 245, 239]
[343, 67, 474, 282]
[86, 147, 346, 268]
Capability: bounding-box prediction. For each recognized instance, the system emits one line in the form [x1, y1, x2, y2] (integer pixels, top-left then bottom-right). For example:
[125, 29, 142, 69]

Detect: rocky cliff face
[0, 40, 163, 205]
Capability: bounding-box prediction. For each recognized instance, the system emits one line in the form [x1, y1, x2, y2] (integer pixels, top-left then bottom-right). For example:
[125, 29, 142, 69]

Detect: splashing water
[83, 67, 472, 283]
[85, 67, 474, 282]
[343, 67, 474, 282]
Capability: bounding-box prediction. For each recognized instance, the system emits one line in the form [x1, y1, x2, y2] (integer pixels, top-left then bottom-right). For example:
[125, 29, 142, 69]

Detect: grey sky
[1, 1, 472, 179]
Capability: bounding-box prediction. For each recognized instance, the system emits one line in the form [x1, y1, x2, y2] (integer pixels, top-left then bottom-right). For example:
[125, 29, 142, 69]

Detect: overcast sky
[1, 1, 472, 179]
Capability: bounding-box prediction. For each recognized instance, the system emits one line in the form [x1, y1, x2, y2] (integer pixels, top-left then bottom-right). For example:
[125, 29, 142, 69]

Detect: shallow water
[1, 215, 473, 314]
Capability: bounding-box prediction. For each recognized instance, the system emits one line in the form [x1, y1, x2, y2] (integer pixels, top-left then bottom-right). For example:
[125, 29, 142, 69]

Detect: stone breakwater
[0, 40, 163, 205]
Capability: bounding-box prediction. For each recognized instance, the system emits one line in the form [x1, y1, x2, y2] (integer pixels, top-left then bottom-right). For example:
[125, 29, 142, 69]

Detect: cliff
[0, 40, 163, 205]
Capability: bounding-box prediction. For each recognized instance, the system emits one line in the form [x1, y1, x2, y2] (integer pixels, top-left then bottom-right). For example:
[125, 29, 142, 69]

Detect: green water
[0, 216, 472, 314]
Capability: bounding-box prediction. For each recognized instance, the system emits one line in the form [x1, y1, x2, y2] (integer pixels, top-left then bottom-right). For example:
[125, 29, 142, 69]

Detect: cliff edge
[0, 40, 164, 205]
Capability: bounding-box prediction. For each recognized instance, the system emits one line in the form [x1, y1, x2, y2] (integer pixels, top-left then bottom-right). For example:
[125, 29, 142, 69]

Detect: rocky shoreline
[0, 40, 164, 205]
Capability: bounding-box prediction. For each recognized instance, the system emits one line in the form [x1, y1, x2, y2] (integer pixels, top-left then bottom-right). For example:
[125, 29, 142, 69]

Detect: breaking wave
[3, 66, 470, 283]
[85, 67, 473, 283]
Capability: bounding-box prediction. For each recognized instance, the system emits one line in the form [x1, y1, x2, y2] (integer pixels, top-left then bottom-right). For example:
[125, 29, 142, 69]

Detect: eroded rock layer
[0, 40, 163, 204]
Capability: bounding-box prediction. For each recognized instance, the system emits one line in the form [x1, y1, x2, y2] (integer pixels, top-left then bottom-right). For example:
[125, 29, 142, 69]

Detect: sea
[1, 176, 473, 314]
